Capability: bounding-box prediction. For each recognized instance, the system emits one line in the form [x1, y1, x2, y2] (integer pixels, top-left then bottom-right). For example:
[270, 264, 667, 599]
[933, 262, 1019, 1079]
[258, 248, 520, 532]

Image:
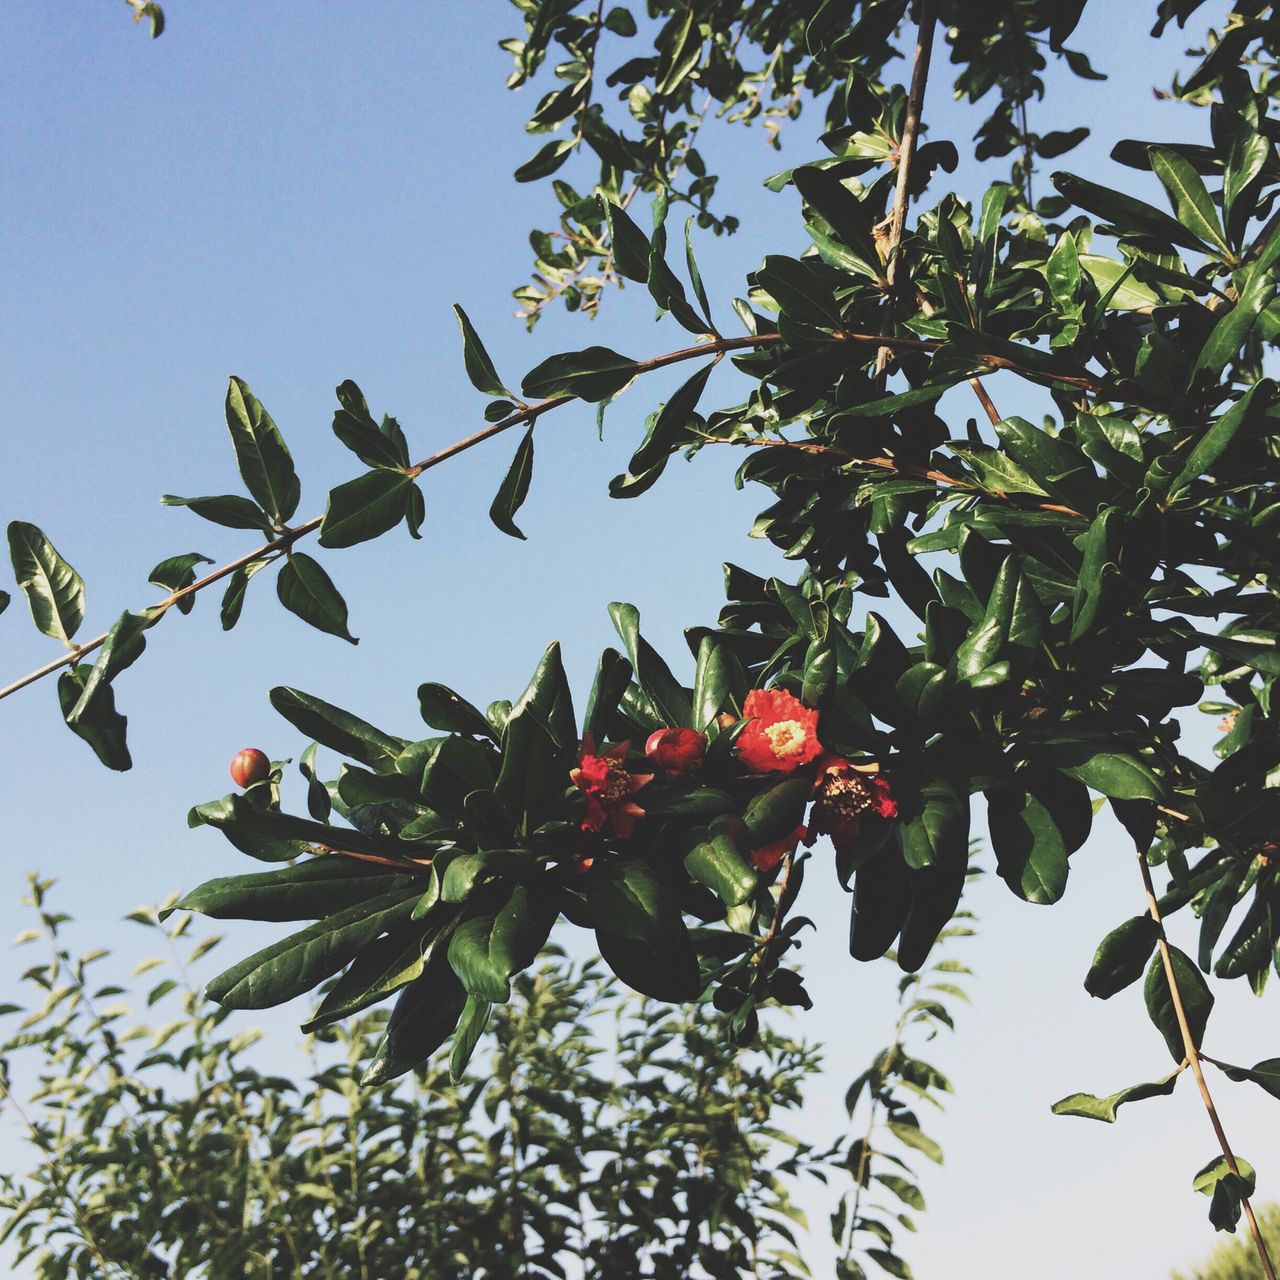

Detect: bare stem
[878, 0, 938, 372]
[1135, 845, 1278, 1280]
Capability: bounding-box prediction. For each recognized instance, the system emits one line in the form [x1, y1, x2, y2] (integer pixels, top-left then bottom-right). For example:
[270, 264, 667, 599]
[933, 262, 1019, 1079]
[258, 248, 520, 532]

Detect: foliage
[9, 0, 1280, 1268]
[0, 875, 971, 1279]
[1173, 1203, 1280, 1280]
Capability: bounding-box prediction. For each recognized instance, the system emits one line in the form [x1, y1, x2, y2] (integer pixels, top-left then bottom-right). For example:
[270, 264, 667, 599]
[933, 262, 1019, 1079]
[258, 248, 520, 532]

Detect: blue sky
[3, 3, 1277, 1276]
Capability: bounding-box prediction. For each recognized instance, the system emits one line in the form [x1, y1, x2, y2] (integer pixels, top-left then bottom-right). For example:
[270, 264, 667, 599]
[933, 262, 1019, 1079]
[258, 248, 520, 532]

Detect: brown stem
[878, 0, 938, 372]
[0, 328, 1109, 708]
[1135, 845, 1278, 1280]
[320, 846, 434, 874]
[968, 376, 1002, 426]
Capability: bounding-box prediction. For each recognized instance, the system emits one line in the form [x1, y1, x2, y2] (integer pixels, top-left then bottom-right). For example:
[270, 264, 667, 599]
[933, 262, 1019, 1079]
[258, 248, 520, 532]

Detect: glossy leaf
[521, 346, 640, 402]
[1144, 945, 1214, 1061]
[57, 664, 131, 771]
[148, 552, 212, 615]
[225, 377, 300, 525]
[269, 686, 408, 770]
[452, 304, 510, 398]
[1084, 915, 1160, 999]
[161, 493, 274, 533]
[318, 470, 415, 549]
[489, 426, 535, 539]
[7, 521, 85, 644]
[276, 552, 357, 644]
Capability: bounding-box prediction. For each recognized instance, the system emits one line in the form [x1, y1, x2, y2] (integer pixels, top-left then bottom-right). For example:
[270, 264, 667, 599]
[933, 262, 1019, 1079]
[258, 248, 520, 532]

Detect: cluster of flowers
[570, 688, 898, 872]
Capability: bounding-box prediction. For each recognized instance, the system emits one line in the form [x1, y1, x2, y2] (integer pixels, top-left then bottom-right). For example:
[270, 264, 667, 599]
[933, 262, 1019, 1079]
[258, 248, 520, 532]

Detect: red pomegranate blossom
[570, 735, 653, 839]
[807, 756, 898, 847]
[750, 824, 807, 873]
[735, 688, 822, 775]
[645, 726, 707, 777]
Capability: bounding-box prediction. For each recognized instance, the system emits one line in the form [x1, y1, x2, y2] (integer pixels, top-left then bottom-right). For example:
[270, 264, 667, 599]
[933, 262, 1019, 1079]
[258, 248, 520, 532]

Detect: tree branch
[1135, 844, 1278, 1280]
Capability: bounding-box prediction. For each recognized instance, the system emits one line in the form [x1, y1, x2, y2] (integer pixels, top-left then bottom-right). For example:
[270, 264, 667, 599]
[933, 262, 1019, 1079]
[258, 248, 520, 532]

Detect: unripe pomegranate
[229, 747, 271, 789]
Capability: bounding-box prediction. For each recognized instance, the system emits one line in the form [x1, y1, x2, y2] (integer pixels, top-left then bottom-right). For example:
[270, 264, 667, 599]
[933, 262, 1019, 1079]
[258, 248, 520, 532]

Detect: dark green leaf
[225, 376, 300, 524]
[66, 611, 155, 726]
[489, 427, 535, 540]
[1144, 945, 1214, 1061]
[174, 858, 408, 921]
[453, 304, 511, 398]
[1052, 171, 1216, 253]
[1084, 915, 1160, 998]
[988, 787, 1069, 905]
[521, 346, 640, 402]
[148, 552, 212, 615]
[205, 885, 420, 1009]
[7, 521, 85, 644]
[417, 683, 493, 738]
[608, 601, 692, 727]
[162, 493, 273, 533]
[57, 665, 131, 771]
[269, 686, 408, 770]
[276, 553, 357, 644]
[449, 994, 493, 1081]
[332, 380, 409, 469]
[447, 882, 556, 1001]
[220, 558, 269, 630]
[361, 948, 468, 1085]
[1148, 147, 1229, 255]
[318, 470, 415, 549]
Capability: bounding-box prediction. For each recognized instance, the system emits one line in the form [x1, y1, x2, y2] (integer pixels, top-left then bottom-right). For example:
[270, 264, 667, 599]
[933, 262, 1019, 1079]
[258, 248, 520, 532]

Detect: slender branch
[0, 327, 1107, 709]
[1135, 845, 1278, 1280]
[878, 0, 938, 372]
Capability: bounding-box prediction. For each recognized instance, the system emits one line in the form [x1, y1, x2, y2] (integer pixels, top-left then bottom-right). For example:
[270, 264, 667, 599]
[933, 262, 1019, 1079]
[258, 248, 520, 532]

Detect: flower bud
[644, 727, 707, 777]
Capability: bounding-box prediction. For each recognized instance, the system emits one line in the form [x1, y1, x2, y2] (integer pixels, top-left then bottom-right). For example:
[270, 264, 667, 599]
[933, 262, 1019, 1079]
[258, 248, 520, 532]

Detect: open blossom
[570, 735, 653, 839]
[645, 726, 706, 777]
[735, 688, 822, 774]
[750, 824, 807, 873]
[807, 755, 897, 847]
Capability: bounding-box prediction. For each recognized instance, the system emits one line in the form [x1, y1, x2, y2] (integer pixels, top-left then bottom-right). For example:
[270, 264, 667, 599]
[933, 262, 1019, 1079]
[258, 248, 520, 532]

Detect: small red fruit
[229, 748, 271, 789]
[644, 726, 706, 777]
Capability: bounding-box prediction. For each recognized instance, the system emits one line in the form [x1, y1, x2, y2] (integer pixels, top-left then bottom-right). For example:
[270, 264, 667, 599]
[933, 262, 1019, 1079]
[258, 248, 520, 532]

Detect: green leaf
[608, 601, 692, 727]
[417, 683, 493, 738]
[161, 493, 274, 533]
[793, 165, 883, 280]
[148, 552, 212, 615]
[225, 376, 300, 524]
[447, 883, 556, 1001]
[269, 686, 407, 770]
[1193, 1155, 1257, 1232]
[1208, 1056, 1280, 1101]
[7, 521, 85, 645]
[1148, 147, 1230, 255]
[220, 558, 269, 630]
[1049, 747, 1167, 801]
[205, 885, 420, 1009]
[521, 346, 640, 403]
[1170, 380, 1271, 498]
[876, 1174, 926, 1212]
[66, 610, 155, 725]
[1052, 171, 1216, 253]
[1193, 269, 1276, 377]
[988, 787, 1069, 905]
[1084, 915, 1160, 998]
[331, 380, 409, 469]
[449, 993, 493, 1081]
[489, 426, 535, 540]
[276, 553, 357, 644]
[513, 136, 574, 183]
[57, 664, 131, 771]
[627, 362, 713, 476]
[1050, 1069, 1181, 1122]
[886, 1119, 943, 1164]
[494, 642, 577, 833]
[756, 254, 840, 328]
[361, 948, 468, 1085]
[318, 470, 415, 549]
[1144, 945, 1214, 1062]
[691, 635, 744, 731]
[865, 1249, 913, 1280]
[452, 304, 510, 398]
[302, 915, 451, 1032]
[684, 832, 758, 910]
[174, 858, 408, 921]
[900, 778, 966, 871]
[1224, 128, 1270, 223]
[1077, 254, 1161, 310]
[603, 198, 650, 283]
[583, 647, 633, 743]
[948, 444, 1049, 497]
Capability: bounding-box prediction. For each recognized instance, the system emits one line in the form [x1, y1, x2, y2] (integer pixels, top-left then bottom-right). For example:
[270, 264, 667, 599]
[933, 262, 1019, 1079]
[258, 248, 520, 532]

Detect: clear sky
[3, 3, 1277, 1277]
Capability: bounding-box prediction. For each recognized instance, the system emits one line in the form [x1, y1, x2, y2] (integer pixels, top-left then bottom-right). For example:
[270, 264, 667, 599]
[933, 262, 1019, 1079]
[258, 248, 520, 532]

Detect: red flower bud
[229, 748, 271, 789]
[644, 727, 707, 776]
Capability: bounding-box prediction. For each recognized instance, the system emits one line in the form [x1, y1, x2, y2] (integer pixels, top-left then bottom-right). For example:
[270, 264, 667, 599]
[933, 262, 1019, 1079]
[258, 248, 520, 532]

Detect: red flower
[645, 726, 707, 777]
[750, 825, 807, 873]
[807, 756, 897, 847]
[735, 688, 822, 774]
[1218, 709, 1240, 734]
[570, 734, 653, 839]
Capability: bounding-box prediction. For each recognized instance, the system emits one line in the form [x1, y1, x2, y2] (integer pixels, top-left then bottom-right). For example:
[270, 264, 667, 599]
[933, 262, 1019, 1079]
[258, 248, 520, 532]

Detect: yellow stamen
[764, 719, 808, 757]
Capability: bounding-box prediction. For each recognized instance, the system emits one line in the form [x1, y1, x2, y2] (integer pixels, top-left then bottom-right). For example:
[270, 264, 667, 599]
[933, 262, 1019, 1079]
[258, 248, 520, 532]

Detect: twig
[0, 327, 1108, 708]
[878, 0, 939, 373]
[1134, 844, 1278, 1280]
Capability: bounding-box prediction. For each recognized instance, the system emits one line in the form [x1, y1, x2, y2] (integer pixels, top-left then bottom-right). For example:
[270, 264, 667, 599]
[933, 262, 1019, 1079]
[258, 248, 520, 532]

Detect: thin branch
[879, 0, 939, 372]
[1135, 844, 1278, 1280]
[0, 327, 1107, 708]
